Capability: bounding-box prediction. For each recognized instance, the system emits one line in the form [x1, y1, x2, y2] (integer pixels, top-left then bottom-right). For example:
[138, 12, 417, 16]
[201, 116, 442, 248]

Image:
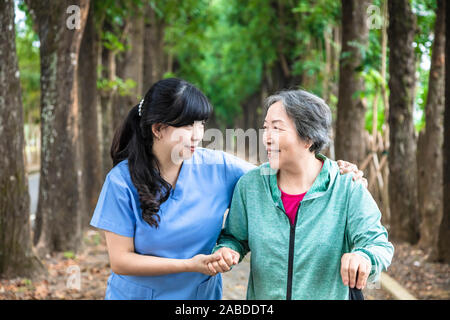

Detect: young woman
[210, 90, 394, 300]
[90, 78, 366, 300]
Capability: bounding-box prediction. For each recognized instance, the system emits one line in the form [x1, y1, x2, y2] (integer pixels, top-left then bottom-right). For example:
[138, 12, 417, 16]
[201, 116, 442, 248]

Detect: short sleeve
[90, 171, 136, 238]
[213, 178, 250, 261]
[222, 151, 256, 193]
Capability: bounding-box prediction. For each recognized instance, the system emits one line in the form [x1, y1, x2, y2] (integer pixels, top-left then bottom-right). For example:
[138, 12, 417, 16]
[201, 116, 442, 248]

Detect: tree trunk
[113, 14, 144, 132]
[417, 0, 445, 258]
[0, 0, 46, 278]
[143, 3, 166, 93]
[26, 0, 90, 255]
[335, 0, 370, 164]
[100, 44, 116, 177]
[437, 0, 450, 263]
[78, 3, 102, 228]
[387, 0, 419, 244]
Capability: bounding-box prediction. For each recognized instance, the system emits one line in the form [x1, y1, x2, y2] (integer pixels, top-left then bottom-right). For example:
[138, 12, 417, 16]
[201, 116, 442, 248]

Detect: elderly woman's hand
[340, 253, 372, 290]
[207, 247, 240, 275]
[337, 160, 368, 188]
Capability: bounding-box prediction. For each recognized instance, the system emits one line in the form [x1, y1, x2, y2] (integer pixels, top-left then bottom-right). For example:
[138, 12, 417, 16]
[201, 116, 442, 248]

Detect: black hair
[110, 78, 212, 228]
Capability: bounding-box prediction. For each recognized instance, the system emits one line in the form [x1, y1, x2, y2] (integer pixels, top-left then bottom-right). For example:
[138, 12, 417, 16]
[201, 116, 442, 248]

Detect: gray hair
[265, 89, 332, 154]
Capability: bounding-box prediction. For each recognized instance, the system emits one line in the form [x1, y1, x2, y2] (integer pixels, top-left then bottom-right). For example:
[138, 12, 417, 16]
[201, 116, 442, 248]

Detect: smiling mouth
[267, 149, 280, 157]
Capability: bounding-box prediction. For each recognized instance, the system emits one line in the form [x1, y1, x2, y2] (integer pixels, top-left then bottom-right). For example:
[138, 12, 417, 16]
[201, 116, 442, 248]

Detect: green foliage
[164, 0, 277, 126]
[412, 0, 436, 132]
[63, 251, 76, 260]
[15, 1, 40, 125]
[13, 0, 437, 134]
[97, 77, 137, 97]
[101, 31, 127, 52]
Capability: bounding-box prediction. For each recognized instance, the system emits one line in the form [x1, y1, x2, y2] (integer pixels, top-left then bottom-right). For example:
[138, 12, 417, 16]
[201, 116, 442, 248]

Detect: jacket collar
[264, 153, 336, 208]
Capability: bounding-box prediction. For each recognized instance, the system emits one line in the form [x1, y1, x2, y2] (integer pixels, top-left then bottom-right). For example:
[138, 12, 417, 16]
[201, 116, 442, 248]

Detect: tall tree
[25, 0, 90, 255]
[99, 38, 116, 177]
[0, 0, 45, 277]
[143, 3, 167, 93]
[113, 10, 144, 132]
[335, 0, 370, 164]
[417, 0, 446, 258]
[387, 0, 419, 244]
[437, 0, 450, 263]
[78, 2, 103, 227]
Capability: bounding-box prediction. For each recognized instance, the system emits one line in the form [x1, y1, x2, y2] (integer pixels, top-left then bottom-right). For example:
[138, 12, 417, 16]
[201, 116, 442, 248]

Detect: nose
[192, 122, 204, 142]
[263, 128, 272, 146]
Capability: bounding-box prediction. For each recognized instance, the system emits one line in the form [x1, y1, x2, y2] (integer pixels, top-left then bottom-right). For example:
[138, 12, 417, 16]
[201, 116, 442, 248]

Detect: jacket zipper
[286, 203, 300, 300]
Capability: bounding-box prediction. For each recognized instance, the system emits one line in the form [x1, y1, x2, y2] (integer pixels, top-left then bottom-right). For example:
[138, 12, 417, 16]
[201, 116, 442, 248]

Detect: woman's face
[157, 120, 205, 163]
[263, 101, 311, 170]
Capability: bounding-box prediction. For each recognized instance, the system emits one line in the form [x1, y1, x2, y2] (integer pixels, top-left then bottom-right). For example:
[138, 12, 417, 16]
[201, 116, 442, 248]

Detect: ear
[303, 139, 313, 150]
[152, 123, 166, 140]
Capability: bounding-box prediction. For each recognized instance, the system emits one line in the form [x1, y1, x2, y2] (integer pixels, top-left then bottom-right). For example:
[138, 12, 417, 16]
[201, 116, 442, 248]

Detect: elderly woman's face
[263, 101, 311, 170]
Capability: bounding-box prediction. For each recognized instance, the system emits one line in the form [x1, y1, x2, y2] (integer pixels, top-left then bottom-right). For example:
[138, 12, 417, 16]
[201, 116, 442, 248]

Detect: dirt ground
[0, 229, 448, 300]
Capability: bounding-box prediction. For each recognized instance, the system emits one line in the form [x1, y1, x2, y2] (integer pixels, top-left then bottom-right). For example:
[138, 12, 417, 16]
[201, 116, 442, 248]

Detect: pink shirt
[279, 161, 324, 225]
[279, 189, 306, 225]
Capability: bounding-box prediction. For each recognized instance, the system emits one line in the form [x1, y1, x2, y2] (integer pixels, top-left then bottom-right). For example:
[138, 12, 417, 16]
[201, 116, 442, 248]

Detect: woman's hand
[188, 253, 222, 276]
[207, 247, 240, 275]
[340, 253, 372, 290]
[337, 160, 368, 188]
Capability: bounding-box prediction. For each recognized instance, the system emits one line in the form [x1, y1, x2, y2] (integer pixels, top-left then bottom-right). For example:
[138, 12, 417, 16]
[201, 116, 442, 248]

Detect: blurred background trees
[1, 0, 448, 280]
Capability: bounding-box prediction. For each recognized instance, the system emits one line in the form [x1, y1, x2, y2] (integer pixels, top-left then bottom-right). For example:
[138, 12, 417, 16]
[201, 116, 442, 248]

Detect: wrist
[183, 258, 195, 273]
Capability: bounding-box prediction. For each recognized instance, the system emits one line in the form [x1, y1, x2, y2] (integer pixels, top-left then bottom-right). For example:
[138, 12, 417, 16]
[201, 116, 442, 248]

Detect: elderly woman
[209, 90, 394, 300]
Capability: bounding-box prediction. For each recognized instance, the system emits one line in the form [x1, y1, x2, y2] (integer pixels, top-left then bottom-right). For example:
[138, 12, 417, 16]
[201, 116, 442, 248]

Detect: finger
[218, 257, 231, 272]
[356, 265, 366, 289]
[337, 160, 346, 173]
[361, 262, 371, 289]
[352, 170, 363, 181]
[337, 160, 349, 168]
[207, 262, 217, 275]
[222, 251, 234, 266]
[340, 255, 350, 286]
[362, 178, 368, 188]
[212, 261, 225, 273]
[338, 161, 354, 174]
[232, 252, 239, 265]
[357, 260, 370, 289]
[207, 252, 222, 263]
[348, 257, 359, 288]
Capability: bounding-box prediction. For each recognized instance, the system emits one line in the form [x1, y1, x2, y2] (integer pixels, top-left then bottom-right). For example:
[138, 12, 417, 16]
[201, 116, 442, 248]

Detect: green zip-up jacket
[213, 154, 394, 300]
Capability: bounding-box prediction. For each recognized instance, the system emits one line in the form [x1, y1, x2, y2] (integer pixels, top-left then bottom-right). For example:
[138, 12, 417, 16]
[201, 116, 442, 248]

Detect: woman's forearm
[112, 252, 193, 276]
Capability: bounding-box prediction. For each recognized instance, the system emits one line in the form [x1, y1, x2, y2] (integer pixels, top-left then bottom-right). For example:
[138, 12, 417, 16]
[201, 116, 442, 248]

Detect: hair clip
[138, 98, 144, 117]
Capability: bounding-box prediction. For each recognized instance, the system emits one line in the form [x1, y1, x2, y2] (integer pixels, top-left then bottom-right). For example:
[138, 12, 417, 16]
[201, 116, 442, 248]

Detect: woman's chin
[181, 148, 195, 160]
[268, 157, 281, 170]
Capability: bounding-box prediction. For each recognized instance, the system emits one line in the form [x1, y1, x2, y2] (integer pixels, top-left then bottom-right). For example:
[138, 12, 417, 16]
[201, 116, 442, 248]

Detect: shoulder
[191, 147, 256, 177]
[329, 159, 369, 200]
[192, 147, 254, 166]
[235, 162, 269, 188]
[106, 160, 134, 192]
[190, 147, 225, 164]
[328, 159, 355, 187]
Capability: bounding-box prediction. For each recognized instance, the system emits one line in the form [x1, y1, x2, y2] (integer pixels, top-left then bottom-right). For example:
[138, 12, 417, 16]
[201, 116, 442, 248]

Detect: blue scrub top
[90, 147, 255, 300]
